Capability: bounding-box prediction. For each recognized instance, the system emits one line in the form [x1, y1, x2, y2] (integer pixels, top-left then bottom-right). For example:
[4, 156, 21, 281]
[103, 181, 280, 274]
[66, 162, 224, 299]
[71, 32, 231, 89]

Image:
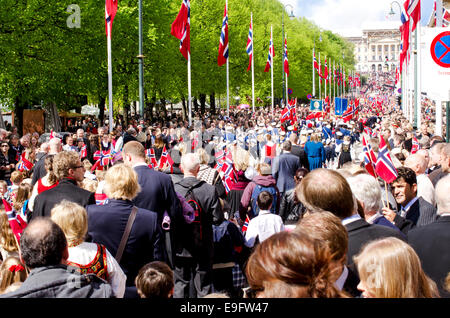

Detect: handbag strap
[115, 206, 138, 263]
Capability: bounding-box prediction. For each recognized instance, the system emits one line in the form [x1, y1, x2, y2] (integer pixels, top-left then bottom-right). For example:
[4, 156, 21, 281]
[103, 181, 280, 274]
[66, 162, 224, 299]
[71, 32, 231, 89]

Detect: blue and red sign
[288, 88, 293, 95]
[430, 31, 450, 68]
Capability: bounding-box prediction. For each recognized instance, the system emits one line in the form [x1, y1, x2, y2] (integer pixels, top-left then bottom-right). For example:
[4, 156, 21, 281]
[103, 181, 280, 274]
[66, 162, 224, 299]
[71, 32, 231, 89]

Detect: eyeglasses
[1, 145, 8, 147]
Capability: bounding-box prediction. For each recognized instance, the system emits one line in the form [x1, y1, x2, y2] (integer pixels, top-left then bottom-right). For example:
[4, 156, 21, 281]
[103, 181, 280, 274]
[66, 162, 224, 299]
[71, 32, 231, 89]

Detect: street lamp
[282, 4, 295, 107]
[389, 1, 405, 117]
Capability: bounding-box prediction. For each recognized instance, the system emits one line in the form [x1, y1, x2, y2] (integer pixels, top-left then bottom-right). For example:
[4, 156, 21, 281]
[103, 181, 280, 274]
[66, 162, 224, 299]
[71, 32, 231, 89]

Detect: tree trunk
[199, 94, 206, 114]
[160, 97, 167, 118]
[181, 97, 187, 121]
[193, 97, 199, 113]
[14, 96, 24, 135]
[209, 93, 216, 115]
[98, 96, 106, 127]
[123, 85, 130, 128]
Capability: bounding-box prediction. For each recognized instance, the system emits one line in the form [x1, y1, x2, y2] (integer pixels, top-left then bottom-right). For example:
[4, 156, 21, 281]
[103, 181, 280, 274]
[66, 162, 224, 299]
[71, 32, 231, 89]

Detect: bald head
[435, 175, 450, 215]
[180, 153, 200, 176]
[19, 217, 68, 269]
[404, 154, 427, 175]
[48, 137, 62, 154]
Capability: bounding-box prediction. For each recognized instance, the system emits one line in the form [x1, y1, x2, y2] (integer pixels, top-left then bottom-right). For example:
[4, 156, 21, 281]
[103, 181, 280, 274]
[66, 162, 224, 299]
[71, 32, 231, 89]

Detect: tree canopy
[0, 0, 355, 126]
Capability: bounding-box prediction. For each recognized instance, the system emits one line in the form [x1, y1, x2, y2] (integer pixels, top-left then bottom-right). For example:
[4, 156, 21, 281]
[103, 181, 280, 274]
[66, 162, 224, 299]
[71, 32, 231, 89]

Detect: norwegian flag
[105, 0, 118, 37]
[214, 149, 225, 164]
[171, 0, 190, 60]
[280, 107, 291, 124]
[95, 193, 109, 206]
[376, 137, 398, 183]
[342, 107, 354, 123]
[17, 152, 33, 172]
[246, 17, 253, 71]
[430, 0, 450, 27]
[223, 176, 234, 194]
[264, 28, 274, 72]
[79, 145, 87, 159]
[411, 136, 420, 154]
[146, 148, 158, 167]
[322, 58, 328, 82]
[217, 1, 229, 67]
[364, 126, 373, 136]
[283, 37, 289, 76]
[407, 0, 421, 32]
[93, 150, 111, 167]
[158, 145, 174, 170]
[241, 215, 250, 233]
[265, 144, 276, 158]
[400, 1, 410, 70]
[313, 50, 319, 71]
[362, 135, 377, 178]
[2, 198, 27, 243]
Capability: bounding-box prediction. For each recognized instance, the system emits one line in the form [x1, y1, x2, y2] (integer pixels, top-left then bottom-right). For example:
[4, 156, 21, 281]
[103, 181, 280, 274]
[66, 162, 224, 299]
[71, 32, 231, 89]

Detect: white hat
[271, 122, 276, 126]
[288, 125, 294, 131]
[326, 124, 331, 129]
[280, 131, 286, 136]
[336, 131, 343, 136]
[276, 123, 281, 128]
[258, 122, 265, 127]
[300, 130, 307, 135]
[326, 139, 331, 144]
[307, 129, 313, 134]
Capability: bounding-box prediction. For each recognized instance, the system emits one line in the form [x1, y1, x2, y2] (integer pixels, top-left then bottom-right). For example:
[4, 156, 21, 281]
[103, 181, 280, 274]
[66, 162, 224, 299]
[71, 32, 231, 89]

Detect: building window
[378, 64, 382, 72]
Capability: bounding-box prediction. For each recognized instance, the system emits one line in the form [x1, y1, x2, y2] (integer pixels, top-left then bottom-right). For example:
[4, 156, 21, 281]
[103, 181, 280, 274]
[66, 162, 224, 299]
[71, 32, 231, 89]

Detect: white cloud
[280, 0, 404, 37]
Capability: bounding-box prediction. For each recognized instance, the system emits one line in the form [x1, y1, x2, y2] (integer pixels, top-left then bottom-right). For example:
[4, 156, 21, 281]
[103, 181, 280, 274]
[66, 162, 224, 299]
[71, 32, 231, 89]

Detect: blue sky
[279, 0, 435, 36]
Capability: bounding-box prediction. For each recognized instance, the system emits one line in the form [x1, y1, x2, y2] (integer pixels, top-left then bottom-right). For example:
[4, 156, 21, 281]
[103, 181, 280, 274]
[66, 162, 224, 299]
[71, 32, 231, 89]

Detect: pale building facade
[346, 28, 401, 74]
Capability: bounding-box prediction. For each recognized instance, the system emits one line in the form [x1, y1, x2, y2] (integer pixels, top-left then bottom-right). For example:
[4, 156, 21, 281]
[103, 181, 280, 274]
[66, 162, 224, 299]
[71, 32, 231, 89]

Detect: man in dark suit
[408, 175, 450, 298]
[296, 168, 405, 268]
[31, 151, 95, 220]
[272, 140, 300, 196]
[122, 141, 183, 268]
[382, 166, 438, 235]
[289, 133, 309, 169]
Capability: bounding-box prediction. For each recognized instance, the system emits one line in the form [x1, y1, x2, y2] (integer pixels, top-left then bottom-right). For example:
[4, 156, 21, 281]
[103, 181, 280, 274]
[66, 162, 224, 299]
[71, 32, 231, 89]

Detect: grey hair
[347, 174, 382, 213]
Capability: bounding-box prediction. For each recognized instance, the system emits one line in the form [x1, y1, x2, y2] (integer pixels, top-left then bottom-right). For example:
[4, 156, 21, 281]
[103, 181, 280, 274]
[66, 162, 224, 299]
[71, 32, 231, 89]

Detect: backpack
[183, 181, 205, 248]
[250, 182, 278, 218]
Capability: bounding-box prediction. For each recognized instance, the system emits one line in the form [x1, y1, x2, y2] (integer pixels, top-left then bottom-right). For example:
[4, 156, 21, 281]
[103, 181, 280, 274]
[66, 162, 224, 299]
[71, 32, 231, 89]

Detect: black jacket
[290, 145, 309, 170]
[345, 218, 406, 266]
[30, 178, 96, 220]
[174, 177, 223, 262]
[393, 197, 438, 234]
[278, 189, 305, 225]
[408, 215, 450, 298]
[0, 265, 113, 298]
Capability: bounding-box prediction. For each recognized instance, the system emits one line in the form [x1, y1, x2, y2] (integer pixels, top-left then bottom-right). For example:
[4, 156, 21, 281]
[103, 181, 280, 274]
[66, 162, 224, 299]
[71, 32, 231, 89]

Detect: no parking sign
[430, 31, 450, 68]
[422, 28, 450, 100]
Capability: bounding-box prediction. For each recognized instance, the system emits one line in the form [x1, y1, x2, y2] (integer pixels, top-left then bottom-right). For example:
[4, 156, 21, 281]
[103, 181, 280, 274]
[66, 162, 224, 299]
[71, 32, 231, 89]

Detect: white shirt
[416, 174, 435, 206]
[67, 242, 127, 298]
[334, 265, 349, 291]
[341, 213, 362, 226]
[245, 210, 284, 248]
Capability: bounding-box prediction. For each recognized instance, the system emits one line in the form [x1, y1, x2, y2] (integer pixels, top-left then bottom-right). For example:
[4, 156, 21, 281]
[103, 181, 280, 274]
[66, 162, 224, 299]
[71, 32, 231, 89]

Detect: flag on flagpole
[146, 148, 158, 167]
[171, 0, 191, 60]
[264, 29, 274, 72]
[217, 2, 229, 66]
[323, 58, 328, 82]
[16, 152, 33, 172]
[246, 18, 253, 71]
[284, 37, 289, 76]
[313, 51, 319, 71]
[362, 135, 377, 178]
[399, 0, 410, 71]
[376, 137, 398, 183]
[407, 0, 421, 32]
[79, 145, 87, 159]
[105, 0, 118, 37]
[93, 150, 112, 167]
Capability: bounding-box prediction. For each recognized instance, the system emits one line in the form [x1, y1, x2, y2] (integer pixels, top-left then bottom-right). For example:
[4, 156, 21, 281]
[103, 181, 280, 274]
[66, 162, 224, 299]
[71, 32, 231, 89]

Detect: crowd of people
[0, 72, 448, 299]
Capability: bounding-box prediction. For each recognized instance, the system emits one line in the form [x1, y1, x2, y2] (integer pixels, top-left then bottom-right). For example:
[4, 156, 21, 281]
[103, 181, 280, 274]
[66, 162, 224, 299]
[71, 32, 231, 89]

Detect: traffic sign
[430, 31, 450, 68]
[288, 88, 293, 95]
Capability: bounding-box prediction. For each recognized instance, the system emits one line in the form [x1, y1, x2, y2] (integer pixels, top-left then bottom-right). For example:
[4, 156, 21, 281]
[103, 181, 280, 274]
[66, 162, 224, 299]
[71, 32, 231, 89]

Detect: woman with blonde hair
[354, 237, 440, 298]
[51, 200, 126, 298]
[86, 163, 164, 298]
[0, 256, 27, 294]
[0, 210, 19, 260]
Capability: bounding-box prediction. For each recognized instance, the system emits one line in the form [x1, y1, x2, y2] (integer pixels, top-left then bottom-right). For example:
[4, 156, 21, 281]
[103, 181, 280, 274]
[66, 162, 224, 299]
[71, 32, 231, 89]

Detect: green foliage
[0, 0, 355, 116]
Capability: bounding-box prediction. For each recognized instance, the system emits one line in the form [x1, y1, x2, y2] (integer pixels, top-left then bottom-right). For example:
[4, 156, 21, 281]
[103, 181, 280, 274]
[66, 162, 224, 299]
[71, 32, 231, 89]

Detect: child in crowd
[0, 180, 10, 203]
[135, 261, 174, 299]
[244, 191, 284, 248]
[0, 210, 19, 260]
[0, 257, 27, 295]
[7, 171, 23, 201]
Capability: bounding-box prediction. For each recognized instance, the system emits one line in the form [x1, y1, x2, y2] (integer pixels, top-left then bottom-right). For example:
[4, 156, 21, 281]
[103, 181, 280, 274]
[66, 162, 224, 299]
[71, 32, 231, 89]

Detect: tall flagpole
[324, 55, 327, 104]
[415, 22, 421, 129]
[188, 53, 192, 126]
[312, 47, 316, 97]
[107, 23, 114, 133]
[333, 59, 335, 105]
[271, 25, 274, 112]
[251, 13, 255, 113]
[226, 0, 229, 117]
[285, 34, 288, 106]
[319, 52, 321, 100]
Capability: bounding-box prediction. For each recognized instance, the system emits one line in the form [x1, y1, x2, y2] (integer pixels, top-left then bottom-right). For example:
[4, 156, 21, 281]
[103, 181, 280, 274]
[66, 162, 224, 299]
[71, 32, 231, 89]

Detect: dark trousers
[173, 256, 213, 298]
